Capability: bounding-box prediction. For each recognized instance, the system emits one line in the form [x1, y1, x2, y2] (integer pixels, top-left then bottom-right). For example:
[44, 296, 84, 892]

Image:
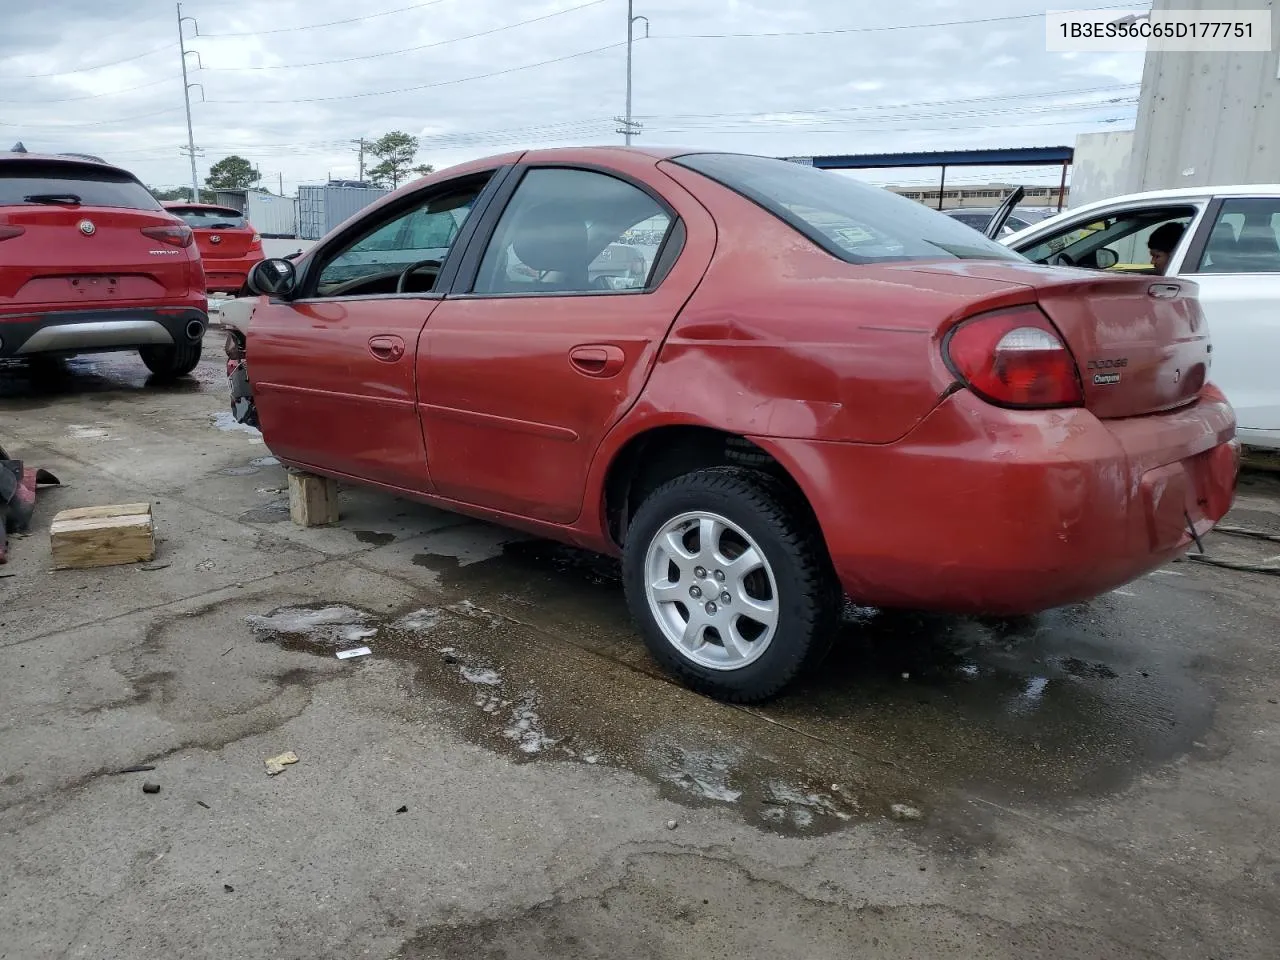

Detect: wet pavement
[2, 344, 1279, 958]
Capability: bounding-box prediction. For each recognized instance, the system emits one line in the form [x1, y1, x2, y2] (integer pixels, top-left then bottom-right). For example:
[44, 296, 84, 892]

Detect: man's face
[1150, 247, 1171, 274]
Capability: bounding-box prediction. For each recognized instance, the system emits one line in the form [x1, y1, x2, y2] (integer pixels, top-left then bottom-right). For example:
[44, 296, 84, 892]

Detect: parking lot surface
[2, 342, 1279, 959]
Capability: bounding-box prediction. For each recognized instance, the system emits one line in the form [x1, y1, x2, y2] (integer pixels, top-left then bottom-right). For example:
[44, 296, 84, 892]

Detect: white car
[998, 186, 1280, 450]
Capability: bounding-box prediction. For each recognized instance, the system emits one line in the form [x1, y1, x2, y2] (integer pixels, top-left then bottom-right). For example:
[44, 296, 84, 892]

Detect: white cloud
[0, 0, 1142, 193]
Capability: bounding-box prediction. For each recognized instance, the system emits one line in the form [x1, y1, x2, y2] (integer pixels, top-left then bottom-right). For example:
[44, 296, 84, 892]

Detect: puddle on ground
[221, 455, 281, 477]
[243, 599, 909, 837]
[239, 500, 290, 524]
[396, 537, 1216, 807]
[354, 530, 396, 546]
[0, 352, 217, 408]
[211, 410, 261, 436]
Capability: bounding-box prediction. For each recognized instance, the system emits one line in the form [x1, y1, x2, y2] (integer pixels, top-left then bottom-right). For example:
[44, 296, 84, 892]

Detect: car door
[982, 185, 1025, 239]
[1176, 196, 1280, 447]
[418, 160, 715, 524]
[248, 167, 506, 489]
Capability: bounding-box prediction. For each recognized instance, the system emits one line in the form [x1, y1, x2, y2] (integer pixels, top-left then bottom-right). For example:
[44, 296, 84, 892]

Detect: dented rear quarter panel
[628, 160, 1043, 445]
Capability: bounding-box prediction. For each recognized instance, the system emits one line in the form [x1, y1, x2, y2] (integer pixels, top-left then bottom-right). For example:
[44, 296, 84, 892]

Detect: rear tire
[140, 339, 202, 381]
[621, 466, 842, 703]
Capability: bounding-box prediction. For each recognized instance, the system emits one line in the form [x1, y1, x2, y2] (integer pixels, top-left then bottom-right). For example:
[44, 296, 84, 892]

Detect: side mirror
[247, 258, 298, 298]
[1095, 248, 1119, 269]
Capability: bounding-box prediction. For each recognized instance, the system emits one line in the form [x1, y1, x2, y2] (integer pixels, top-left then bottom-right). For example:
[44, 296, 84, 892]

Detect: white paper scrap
[336, 646, 373, 660]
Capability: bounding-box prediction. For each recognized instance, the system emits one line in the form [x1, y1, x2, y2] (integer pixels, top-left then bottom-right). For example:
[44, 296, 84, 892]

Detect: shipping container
[297, 183, 389, 240]
[245, 191, 298, 238]
[213, 189, 246, 213]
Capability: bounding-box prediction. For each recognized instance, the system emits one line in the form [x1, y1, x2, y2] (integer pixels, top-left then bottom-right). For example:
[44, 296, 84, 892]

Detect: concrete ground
[2, 340, 1279, 959]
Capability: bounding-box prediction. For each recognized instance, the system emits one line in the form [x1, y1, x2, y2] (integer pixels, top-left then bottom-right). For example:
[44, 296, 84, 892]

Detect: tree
[205, 155, 260, 191]
[366, 131, 431, 189]
[150, 185, 216, 203]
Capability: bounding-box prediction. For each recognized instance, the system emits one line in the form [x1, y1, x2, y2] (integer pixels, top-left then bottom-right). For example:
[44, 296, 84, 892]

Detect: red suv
[0, 152, 208, 379]
[162, 202, 264, 294]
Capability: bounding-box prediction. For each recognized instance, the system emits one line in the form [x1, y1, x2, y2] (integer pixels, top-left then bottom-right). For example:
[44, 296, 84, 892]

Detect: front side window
[1196, 198, 1280, 274]
[472, 168, 674, 296]
[672, 153, 1024, 264]
[1017, 206, 1197, 272]
[314, 176, 488, 297]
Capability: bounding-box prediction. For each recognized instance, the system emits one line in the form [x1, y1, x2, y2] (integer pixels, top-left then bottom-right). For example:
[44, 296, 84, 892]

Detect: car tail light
[141, 224, 194, 247]
[0, 225, 25, 242]
[251, 233, 262, 246]
[943, 305, 1083, 408]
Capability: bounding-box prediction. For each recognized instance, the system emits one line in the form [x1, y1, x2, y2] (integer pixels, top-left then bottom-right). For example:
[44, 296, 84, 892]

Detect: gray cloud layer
[0, 0, 1143, 192]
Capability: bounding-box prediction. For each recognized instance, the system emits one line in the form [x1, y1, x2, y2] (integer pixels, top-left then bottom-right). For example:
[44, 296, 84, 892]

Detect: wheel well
[602, 426, 812, 547]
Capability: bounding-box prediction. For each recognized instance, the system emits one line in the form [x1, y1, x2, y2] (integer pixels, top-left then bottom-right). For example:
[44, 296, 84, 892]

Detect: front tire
[140, 339, 202, 381]
[622, 467, 841, 703]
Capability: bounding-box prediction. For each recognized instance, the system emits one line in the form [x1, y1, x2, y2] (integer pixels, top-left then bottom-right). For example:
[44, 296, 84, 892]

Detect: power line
[649, 98, 1137, 133]
[635, 84, 1141, 123]
[649, 2, 1141, 40]
[195, 0, 452, 37]
[0, 76, 184, 105]
[0, 40, 177, 80]
[200, 0, 609, 71]
[645, 115, 1134, 136]
[206, 41, 626, 103]
[0, 107, 188, 129]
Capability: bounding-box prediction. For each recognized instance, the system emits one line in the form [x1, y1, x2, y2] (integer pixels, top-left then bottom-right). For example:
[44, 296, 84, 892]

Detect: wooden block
[50, 503, 155, 570]
[288, 471, 339, 527]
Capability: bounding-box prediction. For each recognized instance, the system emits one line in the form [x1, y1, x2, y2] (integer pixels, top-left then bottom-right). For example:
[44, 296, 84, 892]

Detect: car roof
[999, 183, 1280, 245]
[1065, 183, 1280, 212]
[0, 150, 120, 170]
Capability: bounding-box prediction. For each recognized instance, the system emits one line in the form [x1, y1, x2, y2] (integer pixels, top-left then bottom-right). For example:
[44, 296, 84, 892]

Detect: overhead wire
[194, 0, 453, 37]
[205, 41, 627, 103]
[0, 40, 177, 80]
[648, 2, 1142, 40]
[199, 0, 610, 71]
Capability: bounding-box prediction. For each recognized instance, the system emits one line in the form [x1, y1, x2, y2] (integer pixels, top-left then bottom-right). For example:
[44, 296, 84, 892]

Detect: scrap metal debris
[264, 751, 299, 776]
[0, 444, 60, 564]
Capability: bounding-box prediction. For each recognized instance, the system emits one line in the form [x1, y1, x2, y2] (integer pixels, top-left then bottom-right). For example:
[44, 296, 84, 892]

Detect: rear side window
[168, 207, 248, 229]
[672, 153, 1024, 264]
[1196, 198, 1280, 274]
[0, 160, 162, 211]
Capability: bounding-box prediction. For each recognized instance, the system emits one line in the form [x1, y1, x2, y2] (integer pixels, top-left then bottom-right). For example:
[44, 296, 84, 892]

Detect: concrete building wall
[1128, 0, 1280, 191]
[1069, 130, 1135, 208]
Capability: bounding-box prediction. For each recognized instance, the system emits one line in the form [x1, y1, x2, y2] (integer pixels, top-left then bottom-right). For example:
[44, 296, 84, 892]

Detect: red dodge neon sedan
[224, 147, 1240, 703]
[162, 202, 264, 294]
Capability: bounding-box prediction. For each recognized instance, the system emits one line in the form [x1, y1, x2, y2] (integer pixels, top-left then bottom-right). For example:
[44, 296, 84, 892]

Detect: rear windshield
[672, 153, 1024, 264]
[168, 206, 248, 229]
[0, 160, 162, 210]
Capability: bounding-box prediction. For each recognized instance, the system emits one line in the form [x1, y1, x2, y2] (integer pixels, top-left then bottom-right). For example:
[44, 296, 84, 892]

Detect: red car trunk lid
[904, 261, 1211, 420]
[0, 206, 192, 305]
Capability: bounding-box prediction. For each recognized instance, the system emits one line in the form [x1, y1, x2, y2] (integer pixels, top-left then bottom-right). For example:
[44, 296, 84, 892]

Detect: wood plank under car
[49, 502, 155, 570]
[287, 471, 339, 528]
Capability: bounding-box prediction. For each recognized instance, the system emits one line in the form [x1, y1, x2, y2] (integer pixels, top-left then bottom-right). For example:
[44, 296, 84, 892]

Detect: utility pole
[278, 171, 284, 195]
[615, 1, 648, 144]
[351, 138, 366, 181]
[176, 3, 201, 201]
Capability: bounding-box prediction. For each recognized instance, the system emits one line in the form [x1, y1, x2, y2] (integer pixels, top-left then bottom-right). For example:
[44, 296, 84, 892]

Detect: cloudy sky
[1, 0, 1146, 194]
